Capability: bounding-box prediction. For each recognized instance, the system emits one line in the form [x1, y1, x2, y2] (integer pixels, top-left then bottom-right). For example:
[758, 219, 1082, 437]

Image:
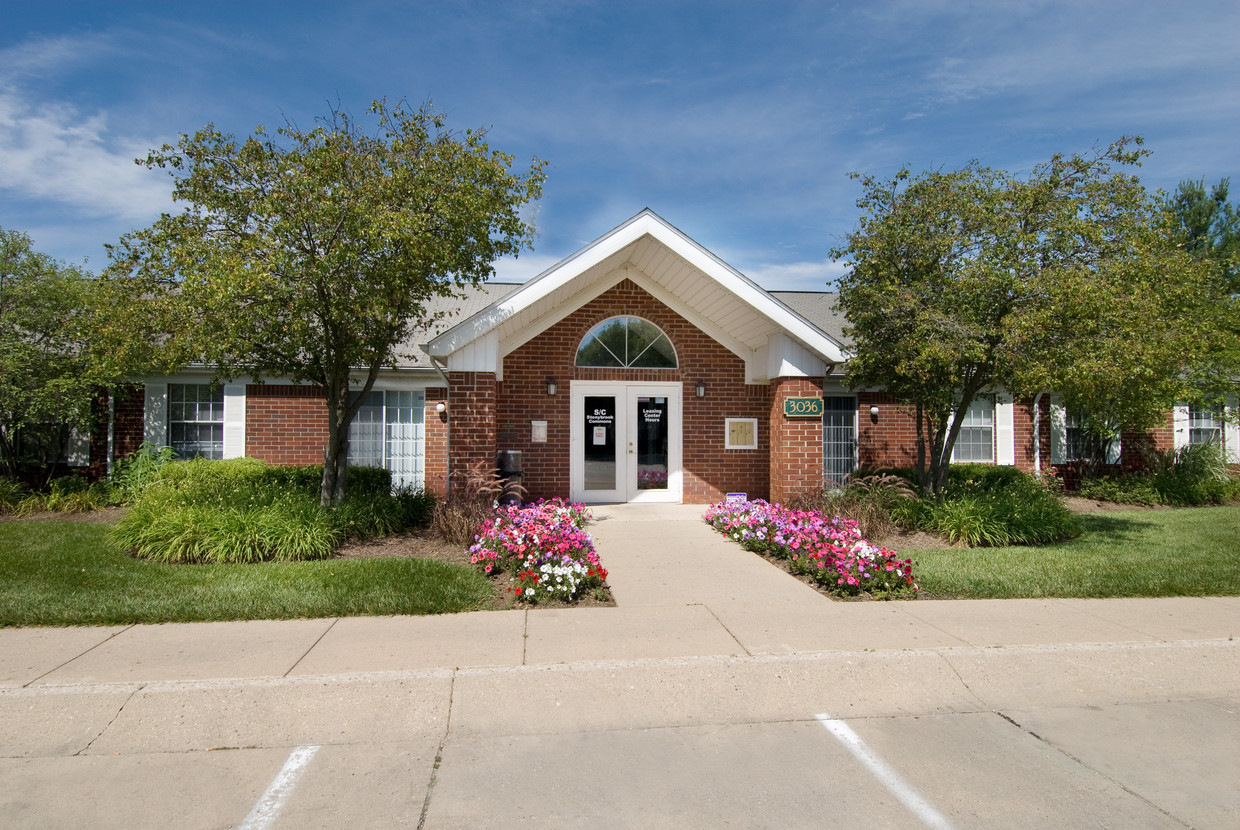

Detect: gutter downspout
[106, 392, 116, 480]
[1032, 392, 1045, 473]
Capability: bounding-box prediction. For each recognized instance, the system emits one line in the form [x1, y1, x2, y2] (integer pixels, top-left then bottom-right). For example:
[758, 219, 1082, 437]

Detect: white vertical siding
[222, 383, 246, 459]
[995, 391, 1015, 466]
[1049, 394, 1066, 465]
[1226, 400, 1240, 464]
[1172, 405, 1190, 451]
[144, 383, 168, 448]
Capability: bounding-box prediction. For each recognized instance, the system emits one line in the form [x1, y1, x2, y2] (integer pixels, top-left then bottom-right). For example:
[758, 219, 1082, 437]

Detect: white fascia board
[425, 209, 848, 366]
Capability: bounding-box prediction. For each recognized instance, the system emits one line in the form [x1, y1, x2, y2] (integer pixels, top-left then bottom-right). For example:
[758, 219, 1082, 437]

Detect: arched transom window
[575, 316, 678, 368]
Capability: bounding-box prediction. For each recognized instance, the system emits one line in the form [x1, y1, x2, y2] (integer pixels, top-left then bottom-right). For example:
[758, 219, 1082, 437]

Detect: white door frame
[570, 380, 683, 504]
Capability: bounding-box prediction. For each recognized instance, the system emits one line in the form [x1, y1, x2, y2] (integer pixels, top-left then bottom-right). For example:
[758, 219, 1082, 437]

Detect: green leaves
[834, 138, 1237, 496]
[105, 99, 546, 503]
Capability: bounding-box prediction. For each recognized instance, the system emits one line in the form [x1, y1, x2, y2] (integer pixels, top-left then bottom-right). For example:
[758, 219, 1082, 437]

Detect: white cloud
[0, 88, 172, 222]
[742, 259, 849, 292]
[490, 252, 567, 283]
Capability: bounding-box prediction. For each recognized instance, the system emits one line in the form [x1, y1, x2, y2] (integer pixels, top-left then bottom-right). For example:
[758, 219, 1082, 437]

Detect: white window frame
[167, 383, 226, 460]
[951, 395, 995, 463]
[347, 389, 426, 489]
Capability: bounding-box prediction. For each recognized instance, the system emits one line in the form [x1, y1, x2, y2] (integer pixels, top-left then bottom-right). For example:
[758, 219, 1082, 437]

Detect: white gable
[423, 210, 848, 382]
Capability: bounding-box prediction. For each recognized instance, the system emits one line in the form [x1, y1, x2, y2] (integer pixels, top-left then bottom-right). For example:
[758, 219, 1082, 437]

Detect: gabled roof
[423, 209, 848, 380]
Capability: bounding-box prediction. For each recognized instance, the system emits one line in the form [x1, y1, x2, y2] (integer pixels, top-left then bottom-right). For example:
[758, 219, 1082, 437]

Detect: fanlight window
[575, 316, 677, 368]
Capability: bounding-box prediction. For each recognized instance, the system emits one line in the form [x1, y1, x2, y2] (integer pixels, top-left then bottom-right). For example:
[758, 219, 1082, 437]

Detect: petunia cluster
[468, 498, 607, 604]
[704, 499, 918, 599]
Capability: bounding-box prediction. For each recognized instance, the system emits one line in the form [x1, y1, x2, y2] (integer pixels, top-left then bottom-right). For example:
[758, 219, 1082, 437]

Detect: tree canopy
[106, 100, 546, 504]
[1163, 177, 1240, 292]
[833, 138, 1236, 497]
[0, 227, 102, 482]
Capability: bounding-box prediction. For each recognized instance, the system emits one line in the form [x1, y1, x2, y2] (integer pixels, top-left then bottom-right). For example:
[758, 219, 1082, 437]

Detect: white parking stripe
[816, 714, 954, 830]
[238, 744, 321, 830]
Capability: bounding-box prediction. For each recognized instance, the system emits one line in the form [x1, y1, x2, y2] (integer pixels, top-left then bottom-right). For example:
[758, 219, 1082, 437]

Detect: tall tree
[106, 100, 546, 504]
[0, 227, 102, 483]
[1163, 177, 1240, 291]
[833, 138, 1233, 497]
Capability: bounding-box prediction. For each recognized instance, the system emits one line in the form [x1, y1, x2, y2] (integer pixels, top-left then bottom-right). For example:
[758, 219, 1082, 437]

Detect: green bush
[927, 478, 1082, 546]
[112, 457, 432, 564]
[111, 443, 178, 501]
[1148, 443, 1240, 506]
[1077, 475, 1162, 506]
[0, 478, 28, 513]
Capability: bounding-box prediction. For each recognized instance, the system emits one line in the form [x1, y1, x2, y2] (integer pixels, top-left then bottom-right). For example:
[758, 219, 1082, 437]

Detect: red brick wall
[769, 377, 825, 504]
[857, 392, 920, 469]
[490, 278, 771, 504]
[245, 385, 328, 465]
[424, 387, 449, 497]
[447, 371, 498, 498]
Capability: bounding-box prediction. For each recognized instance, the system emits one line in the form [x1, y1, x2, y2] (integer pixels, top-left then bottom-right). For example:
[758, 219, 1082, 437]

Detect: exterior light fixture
[436, 402, 447, 413]
[547, 378, 558, 395]
[869, 405, 880, 415]
[696, 380, 706, 398]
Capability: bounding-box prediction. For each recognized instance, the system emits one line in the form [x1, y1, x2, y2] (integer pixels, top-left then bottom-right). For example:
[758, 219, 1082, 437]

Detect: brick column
[447, 371, 498, 498]
[768, 377, 824, 504]
[423, 387, 449, 498]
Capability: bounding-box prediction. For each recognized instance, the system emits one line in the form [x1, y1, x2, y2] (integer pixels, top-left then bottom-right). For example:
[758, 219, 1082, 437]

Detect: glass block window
[952, 397, 994, 463]
[575, 317, 677, 368]
[348, 390, 425, 488]
[1189, 406, 1222, 446]
[168, 384, 224, 460]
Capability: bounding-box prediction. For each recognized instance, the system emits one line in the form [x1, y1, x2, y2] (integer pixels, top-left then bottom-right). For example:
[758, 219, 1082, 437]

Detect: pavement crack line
[418, 669, 456, 830]
[995, 710, 1196, 830]
[283, 617, 339, 677]
[700, 603, 752, 657]
[75, 683, 145, 756]
[25, 623, 137, 688]
[933, 651, 988, 708]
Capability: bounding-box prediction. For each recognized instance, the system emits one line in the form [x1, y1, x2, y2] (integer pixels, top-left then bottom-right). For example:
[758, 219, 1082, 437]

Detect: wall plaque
[783, 396, 824, 418]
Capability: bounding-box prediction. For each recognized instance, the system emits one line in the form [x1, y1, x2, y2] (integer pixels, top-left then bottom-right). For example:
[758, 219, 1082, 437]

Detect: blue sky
[2, 1, 1237, 290]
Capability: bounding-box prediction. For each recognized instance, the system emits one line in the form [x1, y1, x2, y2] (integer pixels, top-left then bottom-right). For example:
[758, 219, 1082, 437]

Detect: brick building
[100, 210, 1237, 503]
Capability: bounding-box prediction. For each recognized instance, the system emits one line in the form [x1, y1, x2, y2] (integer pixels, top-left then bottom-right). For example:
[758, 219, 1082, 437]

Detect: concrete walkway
[3, 504, 1239, 828]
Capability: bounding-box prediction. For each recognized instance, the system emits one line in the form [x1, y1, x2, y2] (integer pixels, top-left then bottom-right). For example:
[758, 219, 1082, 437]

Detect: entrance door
[571, 382, 682, 503]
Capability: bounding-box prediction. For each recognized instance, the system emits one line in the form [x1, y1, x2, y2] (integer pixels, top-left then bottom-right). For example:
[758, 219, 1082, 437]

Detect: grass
[0, 521, 494, 626]
[909, 505, 1240, 599]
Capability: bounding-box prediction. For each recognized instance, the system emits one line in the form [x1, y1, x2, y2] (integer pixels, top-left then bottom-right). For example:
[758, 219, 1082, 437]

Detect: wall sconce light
[696, 380, 706, 398]
[869, 405, 880, 415]
[436, 402, 447, 414]
[547, 378, 558, 395]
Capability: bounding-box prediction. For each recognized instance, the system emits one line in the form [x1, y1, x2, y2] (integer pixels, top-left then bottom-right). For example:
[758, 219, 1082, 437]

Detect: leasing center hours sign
[783, 396, 824, 418]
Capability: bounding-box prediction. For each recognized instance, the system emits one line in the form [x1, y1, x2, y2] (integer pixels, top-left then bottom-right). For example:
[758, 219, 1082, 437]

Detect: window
[952, 397, 994, 462]
[348, 390, 425, 488]
[1066, 412, 1121, 464]
[575, 317, 677, 368]
[1189, 406, 1222, 446]
[168, 384, 224, 460]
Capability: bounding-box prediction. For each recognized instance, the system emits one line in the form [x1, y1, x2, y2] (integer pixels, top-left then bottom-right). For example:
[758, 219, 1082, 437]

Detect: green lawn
[909, 505, 1240, 599]
[0, 521, 494, 626]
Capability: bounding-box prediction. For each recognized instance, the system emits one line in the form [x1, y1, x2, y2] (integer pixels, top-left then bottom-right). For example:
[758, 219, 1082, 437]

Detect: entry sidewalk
[3, 502, 1239, 688]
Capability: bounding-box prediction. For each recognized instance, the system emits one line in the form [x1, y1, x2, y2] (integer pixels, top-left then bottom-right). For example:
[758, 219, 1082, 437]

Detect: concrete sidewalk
[3, 504, 1239, 829]
[3, 502, 1238, 687]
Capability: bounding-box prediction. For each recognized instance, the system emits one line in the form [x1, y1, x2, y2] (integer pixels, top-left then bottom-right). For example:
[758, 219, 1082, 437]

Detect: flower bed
[704, 499, 918, 599]
[468, 498, 609, 604]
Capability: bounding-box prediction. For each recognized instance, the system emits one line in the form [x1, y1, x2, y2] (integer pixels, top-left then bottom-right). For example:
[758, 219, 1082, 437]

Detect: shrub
[928, 473, 1081, 546]
[434, 459, 527, 545]
[0, 478, 27, 513]
[467, 499, 605, 603]
[704, 499, 918, 599]
[1076, 475, 1162, 506]
[1147, 443, 1240, 506]
[111, 457, 431, 564]
[111, 443, 178, 502]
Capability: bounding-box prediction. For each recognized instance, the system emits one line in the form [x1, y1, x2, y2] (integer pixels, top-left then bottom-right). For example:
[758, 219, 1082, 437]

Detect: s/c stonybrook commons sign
[783, 396, 824, 418]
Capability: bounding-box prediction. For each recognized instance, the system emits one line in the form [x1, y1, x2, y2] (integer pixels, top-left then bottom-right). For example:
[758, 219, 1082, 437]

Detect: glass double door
[571, 383, 682, 503]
